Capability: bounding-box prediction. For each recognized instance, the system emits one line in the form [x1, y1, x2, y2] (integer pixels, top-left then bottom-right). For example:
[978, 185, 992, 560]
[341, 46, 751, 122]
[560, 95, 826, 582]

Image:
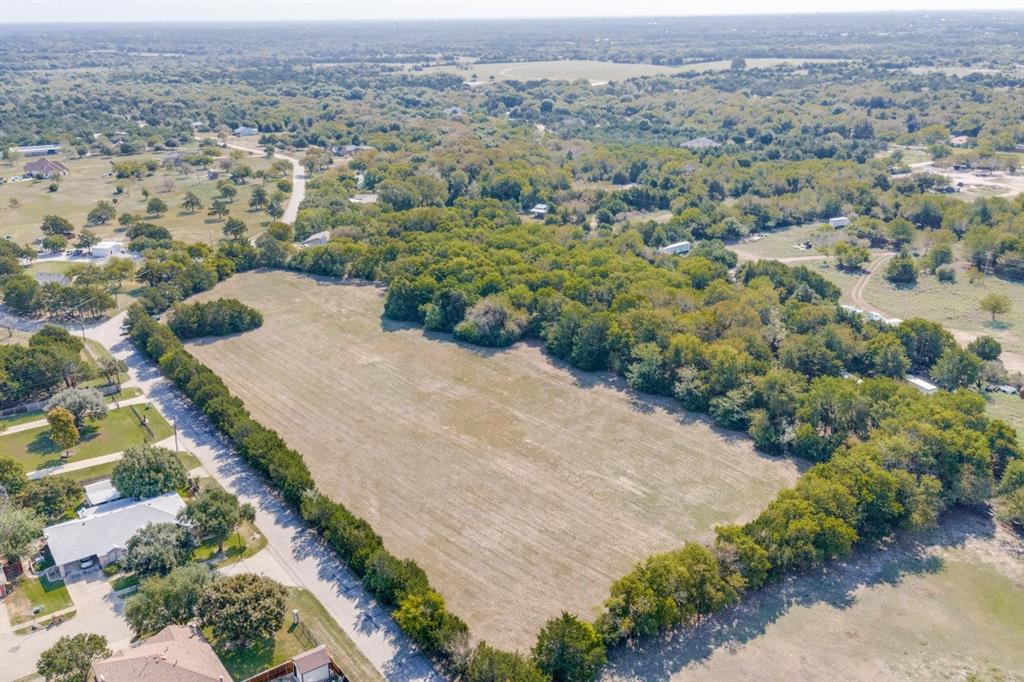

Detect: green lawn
[209, 588, 383, 682]
[985, 392, 1024, 444]
[6, 574, 73, 626]
[0, 403, 173, 472]
[194, 519, 267, 564]
[861, 271, 1024, 356]
[0, 148, 287, 247]
[1, 388, 143, 433]
[57, 449, 200, 484]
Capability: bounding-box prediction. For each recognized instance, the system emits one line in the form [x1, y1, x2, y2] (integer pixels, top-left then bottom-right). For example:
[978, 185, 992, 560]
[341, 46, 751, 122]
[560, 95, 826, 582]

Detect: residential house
[43, 492, 185, 579]
[529, 203, 549, 219]
[679, 136, 720, 150]
[234, 126, 259, 136]
[89, 624, 231, 682]
[13, 144, 61, 157]
[949, 135, 970, 147]
[24, 158, 70, 179]
[658, 240, 692, 256]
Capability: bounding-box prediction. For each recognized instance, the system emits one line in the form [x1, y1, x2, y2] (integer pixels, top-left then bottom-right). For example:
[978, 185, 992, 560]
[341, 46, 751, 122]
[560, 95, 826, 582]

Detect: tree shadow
[604, 509, 995, 681]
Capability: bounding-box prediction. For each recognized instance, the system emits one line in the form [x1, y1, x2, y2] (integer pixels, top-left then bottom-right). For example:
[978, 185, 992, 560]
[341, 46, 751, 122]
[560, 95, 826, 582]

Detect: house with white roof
[43, 492, 185, 579]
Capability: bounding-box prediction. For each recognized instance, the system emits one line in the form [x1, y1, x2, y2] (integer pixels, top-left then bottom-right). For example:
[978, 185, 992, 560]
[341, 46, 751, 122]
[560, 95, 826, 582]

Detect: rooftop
[83, 478, 123, 507]
[44, 492, 185, 567]
[91, 624, 231, 682]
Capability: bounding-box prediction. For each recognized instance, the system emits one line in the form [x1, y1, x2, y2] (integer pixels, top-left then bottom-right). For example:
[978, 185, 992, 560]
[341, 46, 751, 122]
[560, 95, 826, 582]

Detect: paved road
[223, 140, 305, 224]
[1, 569, 133, 681]
[82, 312, 439, 682]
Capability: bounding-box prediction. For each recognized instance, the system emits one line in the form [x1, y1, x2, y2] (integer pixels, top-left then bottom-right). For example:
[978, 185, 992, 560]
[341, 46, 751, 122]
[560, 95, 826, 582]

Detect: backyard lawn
[57, 449, 201, 484]
[193, 519, 267, 564]
[209, 588, 383, 682]
[6, 574, 73, 626]
[0, 403, 173, 472]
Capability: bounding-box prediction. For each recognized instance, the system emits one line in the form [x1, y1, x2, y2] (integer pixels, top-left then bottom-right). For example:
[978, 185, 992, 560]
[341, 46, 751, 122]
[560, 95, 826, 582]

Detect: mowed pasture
[185, 270, 802, 649]
[423, 58, 842, 84]
[0, 148, 284, 246]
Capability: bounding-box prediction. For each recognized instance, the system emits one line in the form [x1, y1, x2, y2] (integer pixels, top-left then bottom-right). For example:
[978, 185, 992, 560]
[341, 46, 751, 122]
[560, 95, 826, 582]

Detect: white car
[79, 557, 96, 570]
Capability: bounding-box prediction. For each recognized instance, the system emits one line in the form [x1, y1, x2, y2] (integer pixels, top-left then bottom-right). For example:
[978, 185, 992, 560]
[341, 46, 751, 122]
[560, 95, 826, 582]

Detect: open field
[185, 270, 803, 649]
[861, 268, 1024, 358]
[0, 403, 173, 472]
[985, 392, 1024, 443]
[422, 58, 842, 84]
[729, 223, 848, 262]
[0, 148, 286, 246]
[604, 509, 1024, 682]
[209, 588, 383, 682]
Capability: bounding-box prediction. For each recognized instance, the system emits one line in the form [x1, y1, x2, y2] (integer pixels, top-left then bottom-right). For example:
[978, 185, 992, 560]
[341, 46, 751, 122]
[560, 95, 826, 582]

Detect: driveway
[1, 568, 133, 681]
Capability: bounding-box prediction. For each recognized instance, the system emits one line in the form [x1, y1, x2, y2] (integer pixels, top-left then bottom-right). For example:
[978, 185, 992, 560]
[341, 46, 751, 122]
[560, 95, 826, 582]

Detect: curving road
[222, 139, 306, 225]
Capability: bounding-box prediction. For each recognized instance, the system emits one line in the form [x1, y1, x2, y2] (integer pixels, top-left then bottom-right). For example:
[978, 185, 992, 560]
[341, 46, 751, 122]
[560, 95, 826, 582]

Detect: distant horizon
[2, 0, 1022, 26]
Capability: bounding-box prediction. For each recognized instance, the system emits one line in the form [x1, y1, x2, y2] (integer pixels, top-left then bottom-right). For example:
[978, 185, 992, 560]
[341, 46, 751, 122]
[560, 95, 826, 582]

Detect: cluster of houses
[33, 480, 347, 682]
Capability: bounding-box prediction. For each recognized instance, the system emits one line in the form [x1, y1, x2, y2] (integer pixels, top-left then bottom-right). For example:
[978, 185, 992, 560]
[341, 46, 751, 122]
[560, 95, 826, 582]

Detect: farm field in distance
[421, 57, 842, 84]
[0, 147, 284, 245]
[185, 269, 803, 649]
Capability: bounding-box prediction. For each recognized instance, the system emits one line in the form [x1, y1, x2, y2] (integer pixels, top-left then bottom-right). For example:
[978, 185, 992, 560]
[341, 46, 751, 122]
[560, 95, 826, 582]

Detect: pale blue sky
[2, 0, 1021, 24]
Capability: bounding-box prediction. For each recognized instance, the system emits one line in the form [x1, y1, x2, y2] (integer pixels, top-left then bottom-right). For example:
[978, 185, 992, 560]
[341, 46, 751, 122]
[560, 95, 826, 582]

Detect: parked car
[79, 557, 96, 570]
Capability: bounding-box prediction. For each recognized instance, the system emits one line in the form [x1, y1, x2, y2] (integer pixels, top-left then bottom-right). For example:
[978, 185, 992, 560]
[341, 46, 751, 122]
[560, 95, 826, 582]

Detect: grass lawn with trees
[0, 403, 173, 472]
[209, 588, 383, 682]
[0, 148, 288, 246]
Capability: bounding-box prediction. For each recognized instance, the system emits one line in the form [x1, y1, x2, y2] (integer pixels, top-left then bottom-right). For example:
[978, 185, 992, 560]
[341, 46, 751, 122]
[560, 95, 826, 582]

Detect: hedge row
[124, 304, 471, 663]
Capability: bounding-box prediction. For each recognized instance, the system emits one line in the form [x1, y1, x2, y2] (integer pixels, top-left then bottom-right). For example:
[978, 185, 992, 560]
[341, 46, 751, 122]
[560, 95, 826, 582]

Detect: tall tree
[124, 522, 194, 576]
[979, 293, 1011, 322]
[533, 612, 607, 682]
[112, 445, 188, 499]
[198, 573, 286, 646]
[37, 633, 110, 682]
[46, 407, 79, 453]
[179, 488, 255, 553]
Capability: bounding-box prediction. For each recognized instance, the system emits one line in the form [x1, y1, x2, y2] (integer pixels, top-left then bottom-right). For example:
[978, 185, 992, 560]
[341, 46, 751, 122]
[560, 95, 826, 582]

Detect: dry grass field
[185, 270, 802, 649]
[0, 148, 284, 246]
[604, 510, 1024, 682]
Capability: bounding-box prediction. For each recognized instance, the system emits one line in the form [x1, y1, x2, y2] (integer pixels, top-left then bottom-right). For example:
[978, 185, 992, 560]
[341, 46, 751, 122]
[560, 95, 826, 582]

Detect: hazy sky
[2, 0, 1021, 24]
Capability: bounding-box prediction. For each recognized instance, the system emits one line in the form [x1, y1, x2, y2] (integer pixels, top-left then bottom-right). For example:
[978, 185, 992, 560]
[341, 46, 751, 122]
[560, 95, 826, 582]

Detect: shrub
[167, 298, 263, 339]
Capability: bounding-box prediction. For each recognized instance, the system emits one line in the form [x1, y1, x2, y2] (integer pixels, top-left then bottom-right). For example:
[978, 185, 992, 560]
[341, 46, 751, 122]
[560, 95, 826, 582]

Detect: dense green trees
[37, 633, 110, 682]
[125, 563, 216, 636]
[167, 298, 263, 339]
[124, 522, 195, 576]
[179, 487, 254, 553]
[533, 613, 606, 682]
[112, 445, 188, 499]
[197, 573, 286, 646]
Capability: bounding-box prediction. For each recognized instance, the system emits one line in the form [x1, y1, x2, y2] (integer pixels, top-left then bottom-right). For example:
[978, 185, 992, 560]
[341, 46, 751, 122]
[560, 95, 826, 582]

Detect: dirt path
[731, 249, 830, 265]
[849, 253, 895, 315]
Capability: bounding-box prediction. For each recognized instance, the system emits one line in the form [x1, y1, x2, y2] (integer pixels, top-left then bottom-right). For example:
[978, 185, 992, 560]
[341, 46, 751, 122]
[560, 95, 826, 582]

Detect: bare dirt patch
[185, 270, 803, 649]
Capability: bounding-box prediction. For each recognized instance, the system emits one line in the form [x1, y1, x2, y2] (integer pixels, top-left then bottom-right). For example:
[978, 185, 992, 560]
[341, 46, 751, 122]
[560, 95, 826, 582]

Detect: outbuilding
[829, 216, 850, 228]
[906, 375, 939, 394]
[91, 240, 126, 258]
[302, 230, 331, 247]
[658, 240, 692, 256]
[234, 125, 259, 136]
[530, 203, 549, 219]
